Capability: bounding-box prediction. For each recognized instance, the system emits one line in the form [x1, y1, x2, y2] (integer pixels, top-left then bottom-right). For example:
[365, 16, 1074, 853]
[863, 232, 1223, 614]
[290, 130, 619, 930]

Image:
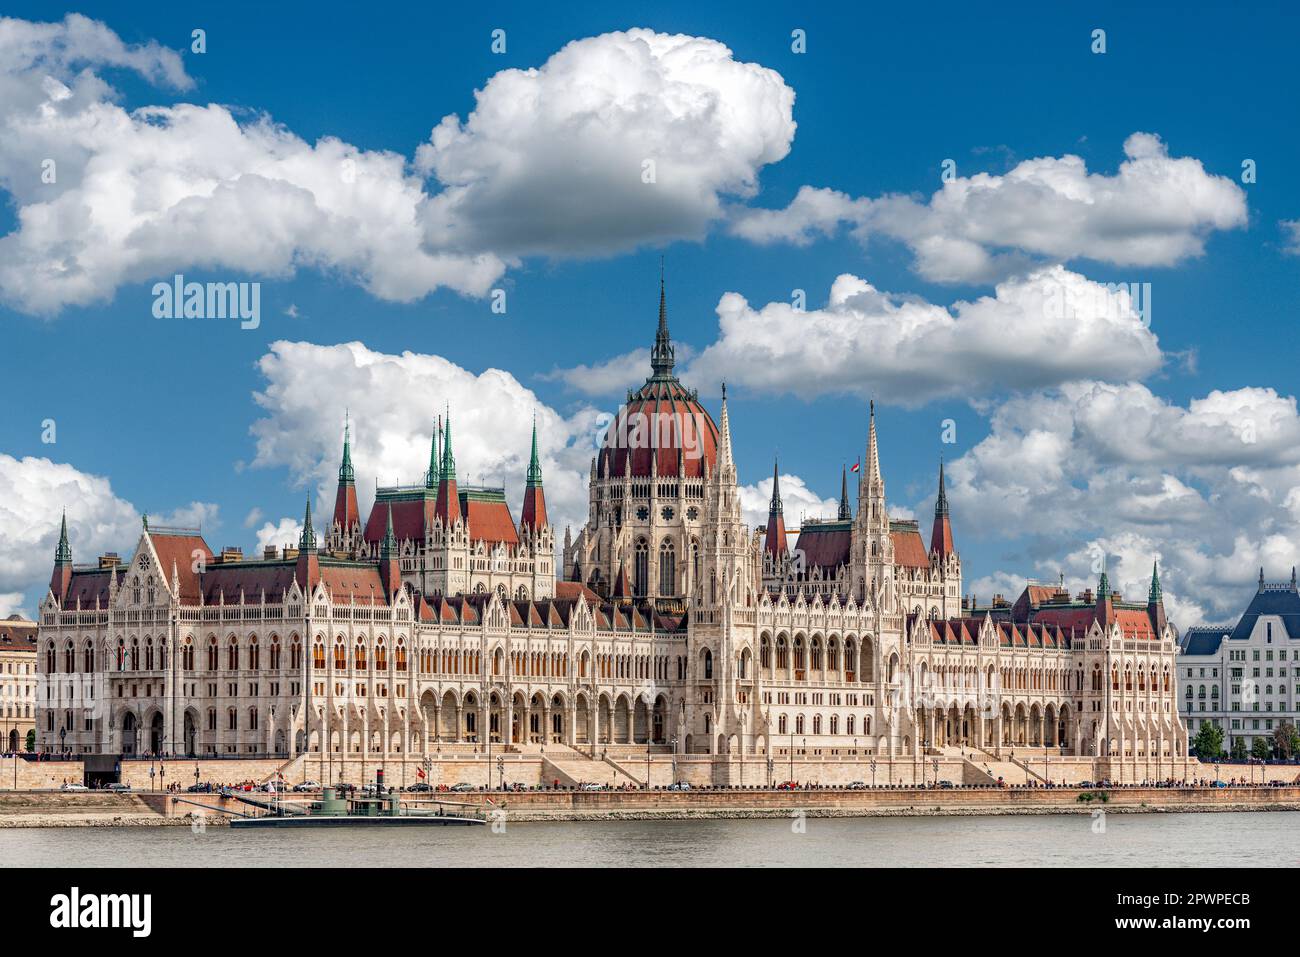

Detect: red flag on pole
[417, 766, 426, 779]
[850, 459, 860, 473]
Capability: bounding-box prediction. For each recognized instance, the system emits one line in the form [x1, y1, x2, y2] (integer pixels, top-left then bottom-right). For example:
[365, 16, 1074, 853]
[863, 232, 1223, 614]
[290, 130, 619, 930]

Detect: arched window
[702, 648, 713, 680]
[659, 539, 676, 596]
[63, 641, 75, 673]
[248, 637, 260, 671]
[270, 638, 281, 670]
[83, 641, 95, 673]
[334, 641, 346, 670]
[375, 640, 388, 671]
[227, 639, 238, 671]
[395, 641, 407, 672]
[208, 637, 219, 671]
[45, 642, 56, 674]
[313, 641, 326, 669]
[182, 638, 194, 671]
[634, 538, 649, 597]
[354, 641, 367, 671]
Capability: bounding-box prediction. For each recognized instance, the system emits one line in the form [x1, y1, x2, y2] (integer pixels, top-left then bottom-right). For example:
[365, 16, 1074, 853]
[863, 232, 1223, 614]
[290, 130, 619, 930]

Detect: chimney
[263, 546, 279, 560]
[219, 547, 243, 563]
[98, 553, 122, 569]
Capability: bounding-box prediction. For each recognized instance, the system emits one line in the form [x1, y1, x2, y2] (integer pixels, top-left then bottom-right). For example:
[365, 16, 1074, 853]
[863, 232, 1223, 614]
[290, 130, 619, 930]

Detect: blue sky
[2, 2, 1298, 623]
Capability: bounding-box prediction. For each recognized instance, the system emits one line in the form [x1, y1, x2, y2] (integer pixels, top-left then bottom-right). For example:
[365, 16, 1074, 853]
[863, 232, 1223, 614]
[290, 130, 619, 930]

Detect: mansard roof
[1228, 582, 1300, 641]
[1180, 626, 1230, 657]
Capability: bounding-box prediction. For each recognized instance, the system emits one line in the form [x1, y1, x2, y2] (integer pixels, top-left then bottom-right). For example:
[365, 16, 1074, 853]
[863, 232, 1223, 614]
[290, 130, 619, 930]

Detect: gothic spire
[765, 458, 787, 558]
[1097, 560, 1111, 601]
[1148, 560, 1162, 603]
[929, 458, 955, 556]
[381, 503, 397, 558]
[441, 412, 456, 482]
[526, 414, 543, 488]
[299, 497, 317, 551]
[521, 415, 548, 531]
[838, 466, 851, 521]
[865, 400, 881, 484]
[55, 510, 71, 565]
[426, 420, 440, 489]
[649, 262, 675, 379]
[338, 411, 355, 484]
[716, 382, 735, 476]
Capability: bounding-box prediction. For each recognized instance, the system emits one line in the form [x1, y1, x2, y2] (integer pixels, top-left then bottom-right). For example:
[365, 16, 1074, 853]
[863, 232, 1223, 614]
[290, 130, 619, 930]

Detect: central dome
[596, 276, 719, 479]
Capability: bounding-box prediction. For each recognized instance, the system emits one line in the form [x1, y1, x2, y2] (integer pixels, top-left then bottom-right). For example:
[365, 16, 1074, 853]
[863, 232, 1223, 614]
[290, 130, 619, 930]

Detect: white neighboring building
[1177, 570, 1300, 756]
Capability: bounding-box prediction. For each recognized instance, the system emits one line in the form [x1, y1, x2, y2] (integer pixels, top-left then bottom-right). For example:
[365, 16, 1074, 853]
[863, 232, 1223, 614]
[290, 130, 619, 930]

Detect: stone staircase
[540, 745, 643, 788]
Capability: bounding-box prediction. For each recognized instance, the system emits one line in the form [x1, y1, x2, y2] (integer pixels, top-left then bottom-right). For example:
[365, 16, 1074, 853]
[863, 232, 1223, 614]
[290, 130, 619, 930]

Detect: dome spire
[650, 258, 675, 379]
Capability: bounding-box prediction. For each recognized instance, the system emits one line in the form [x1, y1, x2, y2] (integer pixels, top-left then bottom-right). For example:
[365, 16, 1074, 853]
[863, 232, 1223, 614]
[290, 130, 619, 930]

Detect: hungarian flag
[416, 767, 426, 779]
[850, 459, 860, 473]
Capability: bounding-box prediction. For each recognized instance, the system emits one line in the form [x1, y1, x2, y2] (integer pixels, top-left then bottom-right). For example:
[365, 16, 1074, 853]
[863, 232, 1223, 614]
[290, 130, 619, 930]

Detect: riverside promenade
[2, 784, 1299, 827]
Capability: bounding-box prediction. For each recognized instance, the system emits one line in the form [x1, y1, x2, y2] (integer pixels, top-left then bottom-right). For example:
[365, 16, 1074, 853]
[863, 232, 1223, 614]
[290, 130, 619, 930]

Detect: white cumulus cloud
[685, 266, 1163, 403]
[732, 133, 1247, 283]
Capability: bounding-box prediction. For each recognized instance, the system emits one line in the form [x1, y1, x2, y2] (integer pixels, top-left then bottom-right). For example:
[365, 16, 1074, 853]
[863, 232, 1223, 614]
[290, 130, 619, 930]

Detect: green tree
[1251, 736, 1273, 760]
[1192, 722, 1224, 760]
[1230, 736, 1248, 760]
[1273, 721, 1299, 759]
[24, 729, 34, 752]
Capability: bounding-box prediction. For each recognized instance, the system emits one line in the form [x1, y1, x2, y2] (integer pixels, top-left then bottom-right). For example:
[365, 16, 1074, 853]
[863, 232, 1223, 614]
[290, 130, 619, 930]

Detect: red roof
[793, 524, 851, 571]
[363, 496, 433, 545]
[147, 533, 213, 602]
[891, 529, 929, 568]
[597, 378, 719, 479]
[462, 497, 518, 548]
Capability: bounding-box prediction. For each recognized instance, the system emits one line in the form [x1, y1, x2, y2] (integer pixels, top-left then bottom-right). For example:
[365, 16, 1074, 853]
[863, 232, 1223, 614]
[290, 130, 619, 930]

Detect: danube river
[2, 811, 1297, 867]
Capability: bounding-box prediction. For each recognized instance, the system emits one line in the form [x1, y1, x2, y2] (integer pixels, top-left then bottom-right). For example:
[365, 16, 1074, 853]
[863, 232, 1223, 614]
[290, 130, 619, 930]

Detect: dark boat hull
[230, 814, 484, 828]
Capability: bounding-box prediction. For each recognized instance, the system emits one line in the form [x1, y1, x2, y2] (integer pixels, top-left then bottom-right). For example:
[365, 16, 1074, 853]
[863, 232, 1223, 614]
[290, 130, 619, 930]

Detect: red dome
[598, 377, 719, 479]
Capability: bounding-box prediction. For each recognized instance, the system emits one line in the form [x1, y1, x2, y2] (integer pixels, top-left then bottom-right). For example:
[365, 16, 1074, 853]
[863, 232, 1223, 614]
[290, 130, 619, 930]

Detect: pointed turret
[859, 400, 886, 527]
[1095, 559, 1113, 628]
[716, 382, 735, 478]
[1147, 560, 1167, 633]
[765, 459, 787, 558]
[650, 262, 675, 379]
[434, 413, 461, 525]
[379, 504, 402, 598]
[425, 420, 440, 489]
[929, 460, 955, 557]
[838, 466, 851, 521]
[521, 416, 548, 531]
[332, 413, 361, 540]
[50, 510, 72, 601]
[295, 497, 320, 591]
[612, 561, 632, 603]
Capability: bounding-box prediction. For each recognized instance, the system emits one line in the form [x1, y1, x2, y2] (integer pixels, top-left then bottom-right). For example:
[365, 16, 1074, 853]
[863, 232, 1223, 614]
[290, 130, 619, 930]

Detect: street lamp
[870, 757, 877, 789]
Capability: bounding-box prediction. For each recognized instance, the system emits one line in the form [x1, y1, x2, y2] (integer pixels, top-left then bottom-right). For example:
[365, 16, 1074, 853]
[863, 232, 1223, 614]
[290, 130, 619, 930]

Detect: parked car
[846, 781, 867, 790]
[1078, 780, 1095, 789]
[667, 781, 691, 791]
[185, 782, 212, 793]
[405, 782, 432, 792]
[580, 782, 605, 791]
[776, 781, 800, 790]
[105, 782, 132, 793]
[292, 780, 320, 792]
[59, 782, 88, 791]
[448, 782, 474, 792]
[936, 780, 955, 789]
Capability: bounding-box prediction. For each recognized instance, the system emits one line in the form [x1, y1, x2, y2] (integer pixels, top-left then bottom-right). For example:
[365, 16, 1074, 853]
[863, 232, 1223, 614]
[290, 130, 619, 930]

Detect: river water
[2, 811, 1296, 867]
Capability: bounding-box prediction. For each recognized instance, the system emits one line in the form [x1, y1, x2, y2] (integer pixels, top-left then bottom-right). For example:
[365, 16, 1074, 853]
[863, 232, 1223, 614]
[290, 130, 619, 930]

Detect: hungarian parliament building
[35, 281, 1190, 783]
